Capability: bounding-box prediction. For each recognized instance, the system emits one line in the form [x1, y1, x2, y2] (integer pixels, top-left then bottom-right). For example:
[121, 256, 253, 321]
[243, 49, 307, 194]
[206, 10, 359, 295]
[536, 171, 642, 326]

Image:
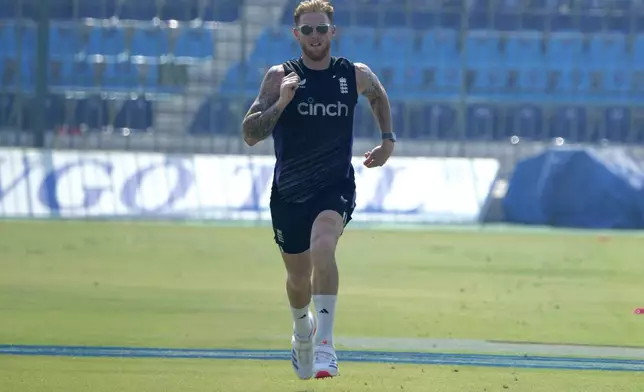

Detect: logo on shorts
[276, 229, 284, 243]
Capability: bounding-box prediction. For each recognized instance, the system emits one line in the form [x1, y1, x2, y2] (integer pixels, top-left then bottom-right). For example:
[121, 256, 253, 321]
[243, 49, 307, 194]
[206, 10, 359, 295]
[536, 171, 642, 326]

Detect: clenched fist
[277, 73, 301, 108]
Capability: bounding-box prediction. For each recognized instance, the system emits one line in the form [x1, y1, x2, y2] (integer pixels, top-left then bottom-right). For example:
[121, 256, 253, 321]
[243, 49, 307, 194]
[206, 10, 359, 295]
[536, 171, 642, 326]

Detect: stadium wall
[0, 147, 500, 224]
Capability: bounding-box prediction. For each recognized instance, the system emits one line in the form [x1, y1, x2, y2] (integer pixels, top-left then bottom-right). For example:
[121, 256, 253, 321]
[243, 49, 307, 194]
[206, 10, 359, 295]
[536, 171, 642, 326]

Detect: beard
[300, 41, 331, 62]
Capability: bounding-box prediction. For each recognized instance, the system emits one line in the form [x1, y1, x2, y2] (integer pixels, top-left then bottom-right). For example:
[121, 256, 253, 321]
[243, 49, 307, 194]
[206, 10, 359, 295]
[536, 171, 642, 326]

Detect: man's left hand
[363, 140, 394, 168]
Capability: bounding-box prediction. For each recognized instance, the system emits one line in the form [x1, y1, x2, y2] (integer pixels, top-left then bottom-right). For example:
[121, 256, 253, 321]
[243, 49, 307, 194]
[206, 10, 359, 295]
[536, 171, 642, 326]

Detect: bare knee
[310, 211, 344, 267]
[311, 232, 337, 262]
[282, 252, 312, 289]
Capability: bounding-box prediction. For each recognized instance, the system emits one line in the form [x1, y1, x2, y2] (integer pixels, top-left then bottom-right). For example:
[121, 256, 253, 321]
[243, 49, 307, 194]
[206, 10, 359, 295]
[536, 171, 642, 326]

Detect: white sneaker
[291, 311, 317, 380]
[313, 343, 339, 379]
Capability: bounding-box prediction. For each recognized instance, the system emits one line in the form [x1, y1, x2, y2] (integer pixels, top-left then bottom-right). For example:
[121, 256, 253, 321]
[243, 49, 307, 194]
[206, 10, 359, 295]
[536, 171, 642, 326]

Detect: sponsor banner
[0, 148, 499, 223]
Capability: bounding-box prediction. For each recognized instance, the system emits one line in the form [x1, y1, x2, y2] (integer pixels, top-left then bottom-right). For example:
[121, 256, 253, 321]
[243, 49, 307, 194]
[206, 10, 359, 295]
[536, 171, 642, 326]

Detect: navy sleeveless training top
[271, 56, 358, 203]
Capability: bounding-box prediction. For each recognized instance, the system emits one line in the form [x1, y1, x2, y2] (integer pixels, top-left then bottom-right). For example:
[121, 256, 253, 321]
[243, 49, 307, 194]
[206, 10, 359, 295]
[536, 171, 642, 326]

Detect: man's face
[294, 12, 335, 62]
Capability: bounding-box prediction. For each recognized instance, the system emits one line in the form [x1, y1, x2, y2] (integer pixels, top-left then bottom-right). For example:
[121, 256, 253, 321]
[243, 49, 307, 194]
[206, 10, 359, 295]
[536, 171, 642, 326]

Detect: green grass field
[1, 220, 643, 391]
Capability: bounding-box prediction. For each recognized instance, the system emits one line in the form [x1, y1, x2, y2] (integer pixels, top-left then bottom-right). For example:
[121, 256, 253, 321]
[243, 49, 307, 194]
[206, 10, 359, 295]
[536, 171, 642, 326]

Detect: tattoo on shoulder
[357, 63, 385, 102]
[242, 66, 284, 143]
[356, 63, 392, 133]
[247, 66, 283, 114]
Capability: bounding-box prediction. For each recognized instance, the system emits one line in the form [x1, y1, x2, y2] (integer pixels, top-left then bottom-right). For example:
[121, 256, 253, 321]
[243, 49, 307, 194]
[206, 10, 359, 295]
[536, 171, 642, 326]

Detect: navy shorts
[270, 186, 356, 254]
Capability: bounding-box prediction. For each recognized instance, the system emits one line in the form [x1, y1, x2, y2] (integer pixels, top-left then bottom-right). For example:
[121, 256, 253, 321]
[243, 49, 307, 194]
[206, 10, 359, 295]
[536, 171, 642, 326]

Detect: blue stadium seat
[504, 32, 542, 67]
[505, 105, 544, 140]
[114, 97, 154, 130]
[433, 68, 463, 98]
[250, 28, 294, 64]
[547, 10, 575, 32]
[51, 59, 95, 90]
[390, 101, 408, 134]
[101, 60, 139, 90]
[173, 27, 214, 61]
[0, 24, 36, 58]
[633, 35, 644, 63]
[353, 100, 377, 138]
[391, 66, 426, 99]
[587, 34, 627, 68]
[418, 30, 459, 66]
[22, 94, 67, 131]
[130, 27, 170, 58]
[0, 26, 15, 56]
[545, 33, 585, 67]
[516, 68, 548, 100]
[470, 67, 509, 99]
[190, 95, 236, 134]
[0, 93, 14, 128]
[119, 0, 158, 20]
[77, 1, 118, 19]
[73, 96, 110, 130]
[137, 63, 160, 91]
[49, 24, 83, 57]
[86, 26, 126, 57]
[466, 104, 501, 140]
[602, 69, 632, 98]
[336, 28, 377, 63]
[465, 31, 501, 67]
[547, 106, 587, 141]
[409, 103, 456, 140]
[204, 0, 242, 22]
[603, 106, 631, 142]
[379, 28, 416, 65]
[552, 68, 592, 102]
[161, 0, 199, 21]
[219, 62, 266, 95]
[492, 0, 522, 31]
[467, 0, 490, 30]
[1, 56, 35, 92]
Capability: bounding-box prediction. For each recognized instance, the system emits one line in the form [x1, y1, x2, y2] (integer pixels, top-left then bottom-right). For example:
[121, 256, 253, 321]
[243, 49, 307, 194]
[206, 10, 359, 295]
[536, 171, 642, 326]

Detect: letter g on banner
[120, 159, 193, 214]
[39, 159, 113, 211]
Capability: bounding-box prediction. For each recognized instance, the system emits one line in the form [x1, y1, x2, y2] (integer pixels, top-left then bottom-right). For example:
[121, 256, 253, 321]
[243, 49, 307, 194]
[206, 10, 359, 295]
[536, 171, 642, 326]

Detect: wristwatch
[381, 132, 397, 142]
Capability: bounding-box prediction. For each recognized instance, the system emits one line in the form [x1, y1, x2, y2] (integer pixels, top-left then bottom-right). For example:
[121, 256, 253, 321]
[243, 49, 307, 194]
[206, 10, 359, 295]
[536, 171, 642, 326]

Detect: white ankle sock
[291, 304, 312, 339]
[312, 295, 337, 346]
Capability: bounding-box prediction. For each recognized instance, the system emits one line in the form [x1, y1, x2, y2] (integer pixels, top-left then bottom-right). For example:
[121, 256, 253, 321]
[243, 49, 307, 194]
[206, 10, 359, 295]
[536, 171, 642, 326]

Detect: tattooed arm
[355, 62, 393, 139]
[355, 62, 395, 168]
[241, 65, 287, 146]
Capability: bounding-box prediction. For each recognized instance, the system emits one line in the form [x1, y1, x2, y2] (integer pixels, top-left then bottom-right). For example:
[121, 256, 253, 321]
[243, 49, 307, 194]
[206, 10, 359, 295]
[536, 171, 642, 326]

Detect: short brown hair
[293, 0, 334, 25]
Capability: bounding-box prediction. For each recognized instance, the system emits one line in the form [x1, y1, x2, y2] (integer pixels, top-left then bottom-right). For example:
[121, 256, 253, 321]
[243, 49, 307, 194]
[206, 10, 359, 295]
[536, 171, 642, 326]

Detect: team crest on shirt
[338, 77, 348, 94]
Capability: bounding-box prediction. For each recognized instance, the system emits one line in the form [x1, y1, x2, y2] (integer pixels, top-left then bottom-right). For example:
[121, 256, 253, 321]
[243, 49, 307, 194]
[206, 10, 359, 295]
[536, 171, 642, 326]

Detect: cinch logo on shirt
[297, 98, 349, 117]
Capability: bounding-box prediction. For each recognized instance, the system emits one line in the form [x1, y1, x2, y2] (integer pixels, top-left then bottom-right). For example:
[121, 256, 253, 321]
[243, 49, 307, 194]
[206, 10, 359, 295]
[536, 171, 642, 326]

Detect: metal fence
[0, 0, 643, 162]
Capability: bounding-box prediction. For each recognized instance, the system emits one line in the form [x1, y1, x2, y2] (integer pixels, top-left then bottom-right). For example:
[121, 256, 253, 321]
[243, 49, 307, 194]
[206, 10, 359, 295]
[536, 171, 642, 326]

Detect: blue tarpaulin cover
[503, 148, 644, 229]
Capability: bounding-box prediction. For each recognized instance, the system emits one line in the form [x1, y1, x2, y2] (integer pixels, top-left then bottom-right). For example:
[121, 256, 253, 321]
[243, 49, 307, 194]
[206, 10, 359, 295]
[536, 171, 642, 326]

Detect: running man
[241, 0, 396, 380]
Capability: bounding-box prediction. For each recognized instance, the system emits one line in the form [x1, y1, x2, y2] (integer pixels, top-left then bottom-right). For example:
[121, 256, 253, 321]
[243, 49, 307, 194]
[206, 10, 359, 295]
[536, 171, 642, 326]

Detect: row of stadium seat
[0, 24, 215, 59]
[281, 0, 644, 32]
[3, 92, 641, 144]
[253, 28, 644, 66]
[222, 65, 644, 105]
[1, 58, 188, 94]
[0, 0, 241, 22]
[0, 94, 153, 131]
[191, 97, 644, 143]
[7, 23, 644, 66]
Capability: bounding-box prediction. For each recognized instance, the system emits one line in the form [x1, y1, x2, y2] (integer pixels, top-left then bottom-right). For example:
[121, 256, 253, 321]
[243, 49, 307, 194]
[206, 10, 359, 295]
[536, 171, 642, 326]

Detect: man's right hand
[278, 73, 301, 107]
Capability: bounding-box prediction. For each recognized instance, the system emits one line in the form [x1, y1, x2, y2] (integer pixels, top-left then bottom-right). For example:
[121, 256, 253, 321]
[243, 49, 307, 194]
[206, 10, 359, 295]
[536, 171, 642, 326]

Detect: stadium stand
[1, 0, 644, 143]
